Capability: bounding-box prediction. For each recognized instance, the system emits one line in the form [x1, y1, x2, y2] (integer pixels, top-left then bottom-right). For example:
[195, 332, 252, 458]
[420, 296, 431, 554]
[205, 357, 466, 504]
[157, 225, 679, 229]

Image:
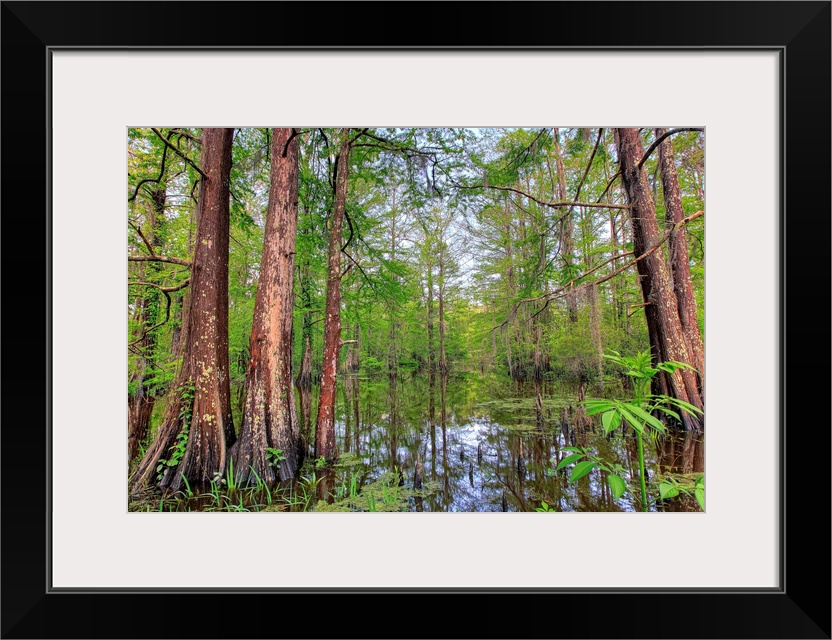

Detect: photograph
[3, 0, 827, 633]
[127, 126, 705, 513]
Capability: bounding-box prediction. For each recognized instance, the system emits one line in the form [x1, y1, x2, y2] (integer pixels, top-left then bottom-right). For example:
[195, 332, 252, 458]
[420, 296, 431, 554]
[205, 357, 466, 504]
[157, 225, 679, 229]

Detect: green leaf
[583, 400, 615, 415]
[556, 453, 584, 471]
[601, 410, 622, 434]
[623, 403, 666, 433]
[607, 473, 627, 499]
[569, 460, 597, 483]
[695, 487, 705, 511]
[659, 482, 679, 499]
[560, 446, 583, 454]
[616, 404, 644, 434]
[652, 406, 681, 421]
[665, 397, 705, 416]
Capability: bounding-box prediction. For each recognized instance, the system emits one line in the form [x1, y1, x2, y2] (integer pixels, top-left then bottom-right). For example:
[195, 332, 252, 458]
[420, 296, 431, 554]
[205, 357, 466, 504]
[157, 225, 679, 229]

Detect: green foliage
[579, 350, 704, 511]
[554, 445, 630, 501]
[266, 447, 286, 469]
[129, 127, 705, 511]
[156, 382, 194, 482]
[655, 474, 705, 511]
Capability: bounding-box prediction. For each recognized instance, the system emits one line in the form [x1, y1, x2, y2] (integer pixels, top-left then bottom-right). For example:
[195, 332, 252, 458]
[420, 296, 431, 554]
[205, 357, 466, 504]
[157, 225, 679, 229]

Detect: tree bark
[656, 128, 705, 386]
[131, 127, 235, 492]
[228, 127, 300, 485]
[616, 128, 703, 431]
[315, 131, 350, 462]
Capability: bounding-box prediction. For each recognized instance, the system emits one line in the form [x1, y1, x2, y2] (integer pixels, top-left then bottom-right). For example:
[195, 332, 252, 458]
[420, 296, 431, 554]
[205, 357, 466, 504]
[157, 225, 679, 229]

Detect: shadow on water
[299, 371, 704, 513]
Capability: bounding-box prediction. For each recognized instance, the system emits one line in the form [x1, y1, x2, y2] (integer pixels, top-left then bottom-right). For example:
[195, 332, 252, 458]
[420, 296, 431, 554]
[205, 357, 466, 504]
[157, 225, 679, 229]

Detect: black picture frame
[2, 2, 829, 638]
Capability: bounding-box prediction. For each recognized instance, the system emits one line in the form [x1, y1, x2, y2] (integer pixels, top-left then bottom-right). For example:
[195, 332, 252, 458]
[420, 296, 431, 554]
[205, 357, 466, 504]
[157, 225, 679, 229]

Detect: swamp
[128, 127, 705, 512]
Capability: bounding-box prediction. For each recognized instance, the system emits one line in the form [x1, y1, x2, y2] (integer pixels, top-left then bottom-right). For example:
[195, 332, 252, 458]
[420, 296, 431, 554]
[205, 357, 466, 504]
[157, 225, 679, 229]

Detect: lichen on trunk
[130, 128, 236, 493]
[228, 127, 301, 485]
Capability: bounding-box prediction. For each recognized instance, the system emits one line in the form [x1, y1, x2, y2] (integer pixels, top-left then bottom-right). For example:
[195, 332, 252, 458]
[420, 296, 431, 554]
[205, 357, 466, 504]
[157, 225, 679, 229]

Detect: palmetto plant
[574, 350, 704, 511]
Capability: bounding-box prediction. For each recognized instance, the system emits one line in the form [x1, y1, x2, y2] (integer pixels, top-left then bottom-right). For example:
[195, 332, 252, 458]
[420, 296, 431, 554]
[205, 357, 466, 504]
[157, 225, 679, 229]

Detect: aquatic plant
[573, 350, 704, 511]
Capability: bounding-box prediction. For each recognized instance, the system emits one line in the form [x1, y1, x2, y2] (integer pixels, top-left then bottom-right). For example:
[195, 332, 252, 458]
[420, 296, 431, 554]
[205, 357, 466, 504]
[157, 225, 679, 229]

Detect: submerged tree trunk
[656, 128, 705, 387]
[229, 128, 300, 485]
[131, 127, 235, 492]
[616, 128, 703, 431]
[315, 131, 350, 462]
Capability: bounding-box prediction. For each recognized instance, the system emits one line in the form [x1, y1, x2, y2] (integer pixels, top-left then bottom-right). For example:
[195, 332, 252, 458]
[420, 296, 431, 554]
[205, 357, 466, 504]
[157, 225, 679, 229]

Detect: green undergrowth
[314, 470, 440, 512]
[476, 396, 571, 416]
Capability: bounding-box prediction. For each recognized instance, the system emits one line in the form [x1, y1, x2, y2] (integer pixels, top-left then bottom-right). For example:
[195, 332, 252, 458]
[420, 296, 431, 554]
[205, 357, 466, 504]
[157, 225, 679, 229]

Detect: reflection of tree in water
[313, 372, 693, 512]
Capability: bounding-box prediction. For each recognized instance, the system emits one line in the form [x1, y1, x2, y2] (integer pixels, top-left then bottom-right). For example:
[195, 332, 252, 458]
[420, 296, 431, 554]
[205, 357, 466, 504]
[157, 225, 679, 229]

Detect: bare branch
[638, 128, 704, 169]
[169, 129, 202, 144]
[129, 278, 191, 293]
[129, 143, 168, 203]
[151, 128, 208, 179]
[572, 128, 603, 202]
[128, 255, 192, 268]
[493, 210, 703, 331]
[460, 183, 630, 210]
[128, 222, 156, 257]
[128, 289, 172, 347]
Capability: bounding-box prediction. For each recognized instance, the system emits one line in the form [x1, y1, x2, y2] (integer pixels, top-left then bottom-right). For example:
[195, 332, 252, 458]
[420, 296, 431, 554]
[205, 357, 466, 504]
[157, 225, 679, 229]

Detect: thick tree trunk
[616, 128, 703, 431]
[315, 132, 350, 462]
[553, 128, 578, 322]
[656, 128, 705, 386]
[228, 128, 300, 485]
[131, 128, 235, 492]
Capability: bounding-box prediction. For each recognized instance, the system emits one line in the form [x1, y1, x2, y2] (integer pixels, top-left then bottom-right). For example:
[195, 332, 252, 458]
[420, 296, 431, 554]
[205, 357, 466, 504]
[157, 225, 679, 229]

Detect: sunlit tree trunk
[315, 130, 350, 462]
[229, 127, 300, 485]
[131, 127, 235, 492]
[616, 128, 703, 431]
[656, 128, 705, 386]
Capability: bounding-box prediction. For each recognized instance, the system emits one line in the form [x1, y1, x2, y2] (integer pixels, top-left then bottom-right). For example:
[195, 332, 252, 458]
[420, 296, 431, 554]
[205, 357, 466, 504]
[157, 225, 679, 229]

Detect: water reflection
[297, 372, 703, 512]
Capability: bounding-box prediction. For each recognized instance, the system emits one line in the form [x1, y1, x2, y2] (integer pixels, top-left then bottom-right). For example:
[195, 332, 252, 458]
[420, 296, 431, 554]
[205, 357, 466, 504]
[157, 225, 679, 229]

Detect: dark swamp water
[292, 372, 704, 513]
